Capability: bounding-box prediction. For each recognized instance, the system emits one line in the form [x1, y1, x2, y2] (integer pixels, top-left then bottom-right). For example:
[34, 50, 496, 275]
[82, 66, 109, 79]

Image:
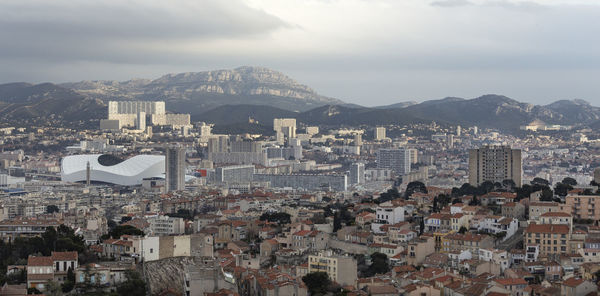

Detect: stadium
[61, 154, 165, 186]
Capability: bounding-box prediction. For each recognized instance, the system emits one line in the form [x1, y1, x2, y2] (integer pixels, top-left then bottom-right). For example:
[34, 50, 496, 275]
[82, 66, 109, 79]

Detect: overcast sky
[1, 0, 600, 106]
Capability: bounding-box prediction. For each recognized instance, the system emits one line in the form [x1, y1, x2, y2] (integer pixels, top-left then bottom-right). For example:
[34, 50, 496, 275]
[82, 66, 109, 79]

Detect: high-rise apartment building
[377, 148, 411, 175]
[165, 146, 185, 192]
[273, 118, 296, 144]
[375, 127, 386, 141]
[135, 112, 146, 131]
[349, 163, 365, 185]
[108, 101, 165, 116]
[408, 148, 418, 164]
[468, 145, 522, 187]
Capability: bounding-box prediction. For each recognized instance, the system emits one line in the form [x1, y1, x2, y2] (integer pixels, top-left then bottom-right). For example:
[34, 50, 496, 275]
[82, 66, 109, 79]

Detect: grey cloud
[430, 0, 474, 7]
[0, 0, 287, 62]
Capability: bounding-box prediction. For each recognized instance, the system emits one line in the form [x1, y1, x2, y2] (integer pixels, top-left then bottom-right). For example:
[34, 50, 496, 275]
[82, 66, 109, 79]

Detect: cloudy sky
[1, 0, 599, 106]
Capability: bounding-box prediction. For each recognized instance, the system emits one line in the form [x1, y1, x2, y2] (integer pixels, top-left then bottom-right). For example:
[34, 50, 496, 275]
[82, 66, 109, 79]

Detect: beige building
[565, 195, 600, 221]
[524, 223, 570, 257]
[308, 251, 357, 287]
[468, 145, 522, 187]
[407, 236, 435, 266]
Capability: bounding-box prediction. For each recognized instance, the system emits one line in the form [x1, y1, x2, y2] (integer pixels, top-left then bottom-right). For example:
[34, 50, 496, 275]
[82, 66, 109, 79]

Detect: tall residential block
[273, 118, 296, 144]
[375, 127, 386, 141]
[468, 145, 522, 187]
[349, 163, 365, 185]
[165, 146, 185, 192]
[377, 148, 411, 175]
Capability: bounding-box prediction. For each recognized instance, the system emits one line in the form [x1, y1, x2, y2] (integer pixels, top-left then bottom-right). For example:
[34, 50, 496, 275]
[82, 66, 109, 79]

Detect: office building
[375, 127, 386, 141]
[166, 146, 185, 192]
[456, 125, 462, 137]
[349, 163, 365, 185]
[377, 148, 411, 175]
[468, 145, 522, 187]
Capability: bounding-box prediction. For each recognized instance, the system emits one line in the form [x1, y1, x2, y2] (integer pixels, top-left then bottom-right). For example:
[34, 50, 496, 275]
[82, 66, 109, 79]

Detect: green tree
[562, 177, 577, 186]
[302, 272, 331, 296]
[458, 226, 468, 234]
[61, 268, 75, 293]
[116, 270, 147, 296]
[554, 182, 573, 197]
[366, 252, 389, 276]
[44, 280, 63, 296]
[405, 181, 427, 198]
[46, 205, 60, 214]
[103, 225, 144, 240]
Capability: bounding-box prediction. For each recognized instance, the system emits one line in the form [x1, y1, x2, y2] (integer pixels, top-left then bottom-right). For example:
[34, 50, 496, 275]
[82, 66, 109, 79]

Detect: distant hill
[0, 82, 105, 127]
[62, 66, 344, 114]
[4, 66, 600, 132]
[374, 101, 418, 109]
[193, 95, 600, 131]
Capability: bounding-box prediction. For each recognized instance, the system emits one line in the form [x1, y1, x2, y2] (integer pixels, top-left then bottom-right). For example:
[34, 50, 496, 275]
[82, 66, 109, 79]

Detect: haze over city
[2, 0, 600, 105]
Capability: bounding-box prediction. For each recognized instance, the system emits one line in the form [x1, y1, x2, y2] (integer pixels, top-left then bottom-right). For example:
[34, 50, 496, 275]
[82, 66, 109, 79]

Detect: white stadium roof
[61, 154, 165, 186]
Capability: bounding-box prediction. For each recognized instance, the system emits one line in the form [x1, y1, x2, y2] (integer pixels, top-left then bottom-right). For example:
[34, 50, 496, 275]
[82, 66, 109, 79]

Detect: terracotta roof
[27, 256, 53, 266]
[563, 277, 585, 287]
[540, 212, 571, 217]
[494, 278, 527, 286]
[525, 223, 569, 234]
[51, 251, 78, 261]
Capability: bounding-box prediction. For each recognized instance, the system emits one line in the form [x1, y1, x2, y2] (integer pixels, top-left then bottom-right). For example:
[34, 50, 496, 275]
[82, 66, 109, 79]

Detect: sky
[1, 0, 600, 106]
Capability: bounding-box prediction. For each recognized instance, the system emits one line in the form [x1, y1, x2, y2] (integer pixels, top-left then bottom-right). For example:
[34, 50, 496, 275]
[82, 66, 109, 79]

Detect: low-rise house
[492, 278, 527, 296]
[561, 277, 598, 296]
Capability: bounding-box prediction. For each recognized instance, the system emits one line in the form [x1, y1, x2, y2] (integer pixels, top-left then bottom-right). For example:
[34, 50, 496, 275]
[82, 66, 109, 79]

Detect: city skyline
[1, 0, 600, 106]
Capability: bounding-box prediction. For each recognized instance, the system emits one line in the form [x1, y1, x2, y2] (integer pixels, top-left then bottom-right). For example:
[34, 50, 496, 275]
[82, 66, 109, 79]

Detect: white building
[371, 204, 405, 233]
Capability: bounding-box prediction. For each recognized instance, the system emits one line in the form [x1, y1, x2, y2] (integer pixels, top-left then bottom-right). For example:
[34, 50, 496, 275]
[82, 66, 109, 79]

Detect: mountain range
[1, 66, 599, 131]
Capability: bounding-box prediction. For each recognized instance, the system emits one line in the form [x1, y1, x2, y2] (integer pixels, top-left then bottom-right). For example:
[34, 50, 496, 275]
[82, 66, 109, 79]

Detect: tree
[103, 225, 144, 240]
[419, 218, 425, 236]
[554, 182, 573, 197]
[61, 268, 75, 293]
[44, 280, 62, 296]
[46, 205, 60, 214]
[469, 195, 480, 206]
[259, 212, 291, 225]
[458, 226, 468, 234]
[333, 213, 342, 233]
[116, 270, 147, 296]
[531, 177, 550, 186]
[502, 179, 516, 191]
[366, 252, 389, 276]
[405, 181, 427, 198]
[562, 177, 577, 186]
[302, 272, 331, 296]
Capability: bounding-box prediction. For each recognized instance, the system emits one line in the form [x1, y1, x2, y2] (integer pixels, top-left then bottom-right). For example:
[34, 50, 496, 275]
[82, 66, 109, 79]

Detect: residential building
[308, 251, 357, 287]
[377, 148, 411, 175]
[468, 145, 522, 187]
[165, 145, 185, 192]
[524, 223, 570, 257]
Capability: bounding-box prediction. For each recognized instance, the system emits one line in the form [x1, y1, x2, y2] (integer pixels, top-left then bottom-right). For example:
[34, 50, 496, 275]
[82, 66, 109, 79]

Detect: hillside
[62, 66, 344, 114]
[0, 83, 105, 127]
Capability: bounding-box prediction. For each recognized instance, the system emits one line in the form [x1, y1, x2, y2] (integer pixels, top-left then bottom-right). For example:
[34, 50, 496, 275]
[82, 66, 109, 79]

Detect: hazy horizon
[1, 0, 600, 106]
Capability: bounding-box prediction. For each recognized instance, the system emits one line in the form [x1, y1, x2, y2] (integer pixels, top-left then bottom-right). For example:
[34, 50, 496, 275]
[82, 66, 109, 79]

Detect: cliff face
[61, 66, 343, 114]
